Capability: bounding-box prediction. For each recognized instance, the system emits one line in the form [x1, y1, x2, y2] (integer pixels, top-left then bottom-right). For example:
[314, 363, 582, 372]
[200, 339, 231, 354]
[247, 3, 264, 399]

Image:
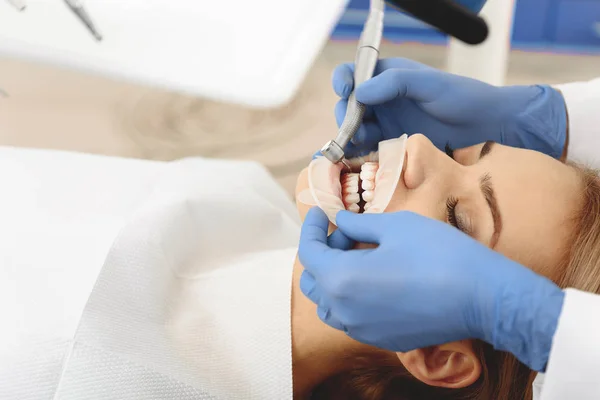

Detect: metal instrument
[320, 0, 385, 164]
[64, 0, 102, 41]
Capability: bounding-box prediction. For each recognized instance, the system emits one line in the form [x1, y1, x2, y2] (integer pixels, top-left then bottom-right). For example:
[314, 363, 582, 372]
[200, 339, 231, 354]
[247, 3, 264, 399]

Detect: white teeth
[343, 172, 359, 180]
[343, 182, 359, 193]
[341, 164, 379, 212]
[342, 173, 359, 186]
[360, 162, 378, 182]
[360, 170, 376, 181]
[362, 162, 378, 171]
[343, 192, 361, 204]
[342, 173, 360, 211]
[342, 173, 359, 194]
[347, 204, 360, 213]
[361, 180, 375, 190]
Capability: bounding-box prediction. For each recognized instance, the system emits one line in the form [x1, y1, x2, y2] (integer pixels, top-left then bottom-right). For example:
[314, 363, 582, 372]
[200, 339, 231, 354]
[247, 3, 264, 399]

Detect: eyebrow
[480, 174, 502, 248]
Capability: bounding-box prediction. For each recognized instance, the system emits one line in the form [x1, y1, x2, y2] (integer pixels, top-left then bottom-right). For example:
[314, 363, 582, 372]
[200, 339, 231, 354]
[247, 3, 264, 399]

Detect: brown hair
[311, 165, 600, 400]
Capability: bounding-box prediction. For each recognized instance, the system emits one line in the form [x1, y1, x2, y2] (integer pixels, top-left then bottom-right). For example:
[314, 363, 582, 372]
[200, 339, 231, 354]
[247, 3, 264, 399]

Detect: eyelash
[446, 196, 461, 231]
[445, 143, 455, 159]
[444, 145, 464, 232]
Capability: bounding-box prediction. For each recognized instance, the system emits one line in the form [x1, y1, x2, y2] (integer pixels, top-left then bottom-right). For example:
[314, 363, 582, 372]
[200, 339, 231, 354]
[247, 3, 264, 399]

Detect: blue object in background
[554, 0, 600, 46]
[331, 0, 600, 52]
[333, 1, 446, 43]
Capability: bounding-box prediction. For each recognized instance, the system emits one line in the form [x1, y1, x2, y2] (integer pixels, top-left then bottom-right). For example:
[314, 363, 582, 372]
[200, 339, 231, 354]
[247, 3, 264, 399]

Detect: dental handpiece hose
[320, 0, 385, 164]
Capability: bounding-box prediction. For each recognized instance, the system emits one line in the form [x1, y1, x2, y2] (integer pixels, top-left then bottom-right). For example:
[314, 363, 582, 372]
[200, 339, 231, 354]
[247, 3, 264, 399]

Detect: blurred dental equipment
[64, 0, 102, 41]
[0, 0, 349, 108]
[0, 0, 491, 109]
[5, 0, 25, 11]
[320, 0, 384, 165]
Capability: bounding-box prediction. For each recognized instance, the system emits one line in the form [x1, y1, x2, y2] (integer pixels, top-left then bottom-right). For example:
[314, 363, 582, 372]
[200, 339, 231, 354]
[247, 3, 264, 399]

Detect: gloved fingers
[299, 270, 323, 304]
[355, 69, 440, 105]
[317, 306, 345, 331]
[312, 143, 371, 160]
[298, 207, 345, 272]
[350, 121, 384, 149]
[332, 63, 355, 99]
[334, 99, 347, 127]
[300, 271, 345, 331]
[336, 99, 375, 128]
[341, 142, 378, 159]
[335, 97, 375, 122]
[374, 58, 432, 74]
[335, 100, 378, 153]
[335, 210, 387, 244]
[333, 59, 430, 100]
[327, 228, 355, 250]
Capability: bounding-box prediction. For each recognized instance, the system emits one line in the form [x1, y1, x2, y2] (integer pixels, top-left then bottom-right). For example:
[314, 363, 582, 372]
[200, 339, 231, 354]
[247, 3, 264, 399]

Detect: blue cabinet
[331, 0, 600, 50]
[512, 0, 552, 43]
[553, 0, 600, 46]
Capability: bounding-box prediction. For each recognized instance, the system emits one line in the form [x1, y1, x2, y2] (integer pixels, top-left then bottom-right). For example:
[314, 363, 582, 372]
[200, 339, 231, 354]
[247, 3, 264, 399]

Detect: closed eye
[446, 196, 462, 231]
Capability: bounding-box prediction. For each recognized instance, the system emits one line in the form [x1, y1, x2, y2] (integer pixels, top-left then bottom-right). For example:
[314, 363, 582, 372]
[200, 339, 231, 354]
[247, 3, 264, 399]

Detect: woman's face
[383, 134, 582, 277]
[295, 135, 585, 390]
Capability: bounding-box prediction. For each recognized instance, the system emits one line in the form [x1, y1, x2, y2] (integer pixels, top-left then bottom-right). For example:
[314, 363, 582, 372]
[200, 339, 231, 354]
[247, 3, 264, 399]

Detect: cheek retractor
[364, 135, 407, 214]
[297, 134, 407, 225]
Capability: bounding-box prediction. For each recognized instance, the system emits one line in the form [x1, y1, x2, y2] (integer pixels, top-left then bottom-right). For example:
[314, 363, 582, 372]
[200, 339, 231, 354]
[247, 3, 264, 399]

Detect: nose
[403, 134, 457, 190]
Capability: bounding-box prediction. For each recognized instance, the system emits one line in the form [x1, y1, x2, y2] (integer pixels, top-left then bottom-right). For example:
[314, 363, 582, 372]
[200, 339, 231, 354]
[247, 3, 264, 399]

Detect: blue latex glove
[298, 207, 566, 372]
[332, 58, 567, 159]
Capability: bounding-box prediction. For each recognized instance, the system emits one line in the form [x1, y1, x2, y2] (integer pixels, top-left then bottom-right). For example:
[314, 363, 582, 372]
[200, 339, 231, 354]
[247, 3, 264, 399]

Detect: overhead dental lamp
[0, 0, 487, 109]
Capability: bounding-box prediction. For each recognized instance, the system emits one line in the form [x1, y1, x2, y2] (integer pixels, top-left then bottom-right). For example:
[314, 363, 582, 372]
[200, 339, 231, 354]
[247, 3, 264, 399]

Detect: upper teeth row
[342, 162, 378, 212]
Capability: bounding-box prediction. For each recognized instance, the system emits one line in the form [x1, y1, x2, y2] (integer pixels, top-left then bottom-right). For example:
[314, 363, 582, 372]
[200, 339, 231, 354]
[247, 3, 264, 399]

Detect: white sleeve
[539, 288, 600, 400]
[554, 78, 600, 169]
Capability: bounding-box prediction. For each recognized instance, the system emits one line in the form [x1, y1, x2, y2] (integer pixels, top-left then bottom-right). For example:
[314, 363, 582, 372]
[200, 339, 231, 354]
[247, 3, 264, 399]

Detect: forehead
[481, 144, 582, 274]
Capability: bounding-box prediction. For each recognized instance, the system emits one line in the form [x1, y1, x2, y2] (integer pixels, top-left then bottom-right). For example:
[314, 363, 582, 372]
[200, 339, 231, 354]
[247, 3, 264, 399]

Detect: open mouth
[297, 135, 407, 225]
[339, 157, 379, 214]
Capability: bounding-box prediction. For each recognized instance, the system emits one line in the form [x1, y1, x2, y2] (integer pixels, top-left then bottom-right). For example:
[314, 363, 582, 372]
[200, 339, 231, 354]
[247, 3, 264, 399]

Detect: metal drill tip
[6, 0, 26, 11]
[341, 159, 352, 172]
[64, 0, 103, 42]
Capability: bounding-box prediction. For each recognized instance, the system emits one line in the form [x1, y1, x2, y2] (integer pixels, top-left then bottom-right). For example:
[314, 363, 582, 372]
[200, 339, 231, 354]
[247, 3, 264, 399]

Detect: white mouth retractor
[297, 134, 408, 225]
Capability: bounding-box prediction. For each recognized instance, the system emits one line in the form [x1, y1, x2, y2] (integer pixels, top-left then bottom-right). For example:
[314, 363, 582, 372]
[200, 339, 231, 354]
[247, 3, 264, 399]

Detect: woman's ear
[396, 340, 481, 389]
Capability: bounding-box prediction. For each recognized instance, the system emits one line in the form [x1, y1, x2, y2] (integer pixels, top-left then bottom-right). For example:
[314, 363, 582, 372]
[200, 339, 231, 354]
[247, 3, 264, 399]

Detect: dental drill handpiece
[320, 0, 385, 164]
